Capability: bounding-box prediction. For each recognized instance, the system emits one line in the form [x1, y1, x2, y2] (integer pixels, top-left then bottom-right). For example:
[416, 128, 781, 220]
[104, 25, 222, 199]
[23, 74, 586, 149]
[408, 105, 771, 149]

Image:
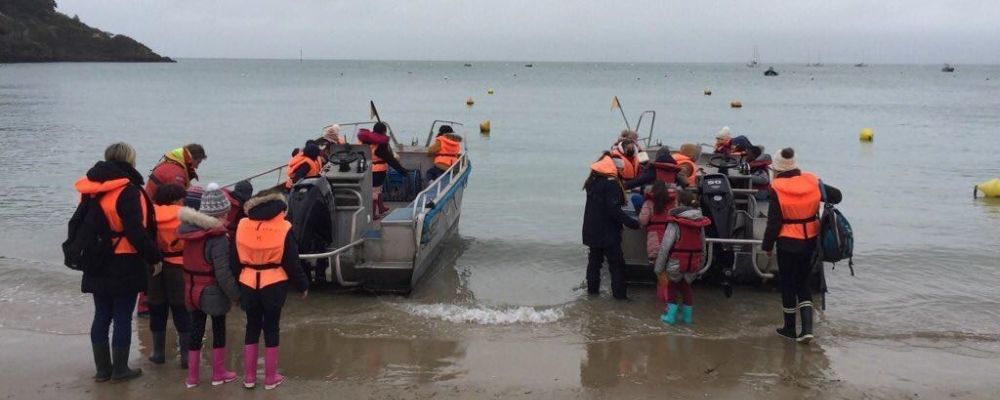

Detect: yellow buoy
[704, 89, 712, 96]
[487, 88, 495, 95]
[859, 128, 874, 142]
[466, 96, 474, 106]
[479, 120, 491, 134]
[730, 100, 742, 108]
[974, 178, 1000, 198]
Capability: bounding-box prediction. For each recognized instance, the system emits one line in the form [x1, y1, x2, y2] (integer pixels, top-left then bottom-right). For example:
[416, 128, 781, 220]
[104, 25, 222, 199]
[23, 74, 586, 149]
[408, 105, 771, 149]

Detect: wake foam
[402, 304, 564, 325]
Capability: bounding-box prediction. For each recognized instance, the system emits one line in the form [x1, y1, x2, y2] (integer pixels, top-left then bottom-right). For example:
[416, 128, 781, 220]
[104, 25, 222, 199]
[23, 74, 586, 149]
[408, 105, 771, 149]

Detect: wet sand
[2, 277, 998, 400]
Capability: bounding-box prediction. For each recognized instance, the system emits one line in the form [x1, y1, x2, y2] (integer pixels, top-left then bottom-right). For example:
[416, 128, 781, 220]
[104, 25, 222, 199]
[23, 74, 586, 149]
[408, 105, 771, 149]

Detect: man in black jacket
[583, 153, 640, 300]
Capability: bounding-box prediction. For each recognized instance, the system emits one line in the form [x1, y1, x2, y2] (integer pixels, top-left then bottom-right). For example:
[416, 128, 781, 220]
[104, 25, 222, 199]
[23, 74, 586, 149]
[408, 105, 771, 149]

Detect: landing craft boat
[241, 120, 471, 294]
[619, 112, 826, 302]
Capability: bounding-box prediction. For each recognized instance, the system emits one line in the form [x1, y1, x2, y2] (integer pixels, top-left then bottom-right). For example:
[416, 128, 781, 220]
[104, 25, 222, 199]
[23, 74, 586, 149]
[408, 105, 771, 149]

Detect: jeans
[586, 245, 627, 299]
[91, 293, 138, 347]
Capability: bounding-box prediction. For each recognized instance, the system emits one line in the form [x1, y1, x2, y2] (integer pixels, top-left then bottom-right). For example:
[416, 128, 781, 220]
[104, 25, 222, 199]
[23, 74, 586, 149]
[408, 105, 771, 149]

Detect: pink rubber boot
[243, 344, 258, 389]
[211, 348, 238, 386]
[185, 350, 200, 388]
[264, 346, 285, 390]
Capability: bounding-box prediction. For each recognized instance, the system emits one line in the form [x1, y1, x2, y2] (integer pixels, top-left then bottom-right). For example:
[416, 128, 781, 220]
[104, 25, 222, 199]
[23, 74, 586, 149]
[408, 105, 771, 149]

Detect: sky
[56, 0, 1000, 64]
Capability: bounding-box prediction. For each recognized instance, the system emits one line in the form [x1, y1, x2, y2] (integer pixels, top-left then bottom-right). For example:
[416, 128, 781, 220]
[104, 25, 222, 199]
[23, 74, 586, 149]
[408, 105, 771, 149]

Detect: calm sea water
[1, 60, 999, 383]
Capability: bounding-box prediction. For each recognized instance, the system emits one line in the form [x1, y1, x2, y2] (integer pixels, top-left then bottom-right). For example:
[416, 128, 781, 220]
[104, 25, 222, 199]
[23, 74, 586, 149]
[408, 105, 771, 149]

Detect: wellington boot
[92, 343, 112, 382]
[661, 303, 679, 325]
[110, 346, 142, 382]
[148, 331, 166, 364]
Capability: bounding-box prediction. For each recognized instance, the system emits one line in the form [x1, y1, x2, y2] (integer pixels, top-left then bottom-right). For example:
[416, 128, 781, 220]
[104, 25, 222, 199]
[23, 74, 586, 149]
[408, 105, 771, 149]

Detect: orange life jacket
[771, 172, 822, 240]
[236, 214, 291, 289]
[672, 153, 697, 187]
[285, 154, 321, 189]
[356, 138, 388, 173]
[651, 162, 681, 185]
[154, 204, 183, 265]
[75, 177, 149, 255]
[591, 155, 620, 177]
[611, 149, 639, 180]
[433, 135, 461, 168]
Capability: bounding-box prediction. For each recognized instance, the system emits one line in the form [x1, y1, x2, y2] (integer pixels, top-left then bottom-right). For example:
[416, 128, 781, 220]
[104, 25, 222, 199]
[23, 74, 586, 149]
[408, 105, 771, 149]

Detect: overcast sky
[57, 0, 1000, 64]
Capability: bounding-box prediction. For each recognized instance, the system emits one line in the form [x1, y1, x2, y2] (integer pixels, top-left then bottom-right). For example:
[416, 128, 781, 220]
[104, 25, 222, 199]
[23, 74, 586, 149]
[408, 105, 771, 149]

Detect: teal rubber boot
[661, 303, 679, 325]
[681, 305, 693, 325]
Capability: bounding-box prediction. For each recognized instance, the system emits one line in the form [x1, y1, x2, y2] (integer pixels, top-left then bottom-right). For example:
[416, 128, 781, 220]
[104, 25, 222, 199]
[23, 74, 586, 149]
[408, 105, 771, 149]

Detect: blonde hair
[104, 142, 136, 166]
[679, 143, 701, 160]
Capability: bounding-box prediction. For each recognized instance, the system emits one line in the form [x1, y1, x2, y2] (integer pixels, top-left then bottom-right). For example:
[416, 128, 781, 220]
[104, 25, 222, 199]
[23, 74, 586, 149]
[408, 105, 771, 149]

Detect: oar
[370, 100, 382, 122]
[611, 96, 632, 131]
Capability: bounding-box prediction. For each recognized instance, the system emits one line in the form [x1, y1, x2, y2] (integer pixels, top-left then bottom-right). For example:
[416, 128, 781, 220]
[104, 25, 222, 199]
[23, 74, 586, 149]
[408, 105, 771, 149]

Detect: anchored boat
[244, 120, 471, 294]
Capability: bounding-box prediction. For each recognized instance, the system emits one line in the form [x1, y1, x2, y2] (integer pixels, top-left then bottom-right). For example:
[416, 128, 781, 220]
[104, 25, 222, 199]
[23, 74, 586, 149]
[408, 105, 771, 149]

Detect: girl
[653, 205, 711, 325]
[177, 183, 242, 387]
[148, 184, 192, 368]
[235, 189, 309, 390]
[638, 180, 677, 303]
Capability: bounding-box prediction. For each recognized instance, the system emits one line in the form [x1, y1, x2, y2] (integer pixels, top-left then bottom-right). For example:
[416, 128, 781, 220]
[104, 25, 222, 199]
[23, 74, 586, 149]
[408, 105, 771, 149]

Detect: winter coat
[762, 169, 842, 253]
[582, 172, 640, 248]
[638, 199, 674, 259]
[146, 149, 195, 198]
[77, 161, 161, 296]
[177, 207, 241, 312]
[238, 192, 310, 292]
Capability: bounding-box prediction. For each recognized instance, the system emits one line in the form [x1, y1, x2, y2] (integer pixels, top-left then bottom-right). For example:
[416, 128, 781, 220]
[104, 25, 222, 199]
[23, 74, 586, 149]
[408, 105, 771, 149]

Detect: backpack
[818, 182, 854, 275]
[62, 193, 121, 273]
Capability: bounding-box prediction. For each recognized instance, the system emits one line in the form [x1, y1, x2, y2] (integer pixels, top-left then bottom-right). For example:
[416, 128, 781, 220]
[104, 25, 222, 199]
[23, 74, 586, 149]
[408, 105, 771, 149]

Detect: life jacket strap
[782, 216, 817, 224]
[182, 268, 213, 277]
[245, 263, 282, 271]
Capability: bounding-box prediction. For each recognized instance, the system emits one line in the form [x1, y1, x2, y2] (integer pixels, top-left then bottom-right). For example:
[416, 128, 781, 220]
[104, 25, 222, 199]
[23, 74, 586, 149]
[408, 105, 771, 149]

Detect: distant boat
[746, 46, 760, 68]
[764, 66, 779, 76]
[805, 51, 824, 67]
[942, 64, 955, 72]
[524, 64, 533, 68]
[854, 62, 869, 67]
[463, 63, 472, 67]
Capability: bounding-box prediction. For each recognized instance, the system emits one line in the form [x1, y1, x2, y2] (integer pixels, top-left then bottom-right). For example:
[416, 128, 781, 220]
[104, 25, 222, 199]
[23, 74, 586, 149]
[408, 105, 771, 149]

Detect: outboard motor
[699, 173, 736, 297]
[287, 176, 337, 283]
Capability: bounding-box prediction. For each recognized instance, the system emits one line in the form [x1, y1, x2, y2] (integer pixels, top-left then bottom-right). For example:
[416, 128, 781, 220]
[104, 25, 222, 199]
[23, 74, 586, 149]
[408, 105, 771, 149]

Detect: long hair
[651, 180, 674, 214]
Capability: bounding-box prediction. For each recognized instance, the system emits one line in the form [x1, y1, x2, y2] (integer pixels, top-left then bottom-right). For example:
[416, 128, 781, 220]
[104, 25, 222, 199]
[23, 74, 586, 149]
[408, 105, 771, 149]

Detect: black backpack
[818, 182, 854, 275]
[62, 193, 121, 273]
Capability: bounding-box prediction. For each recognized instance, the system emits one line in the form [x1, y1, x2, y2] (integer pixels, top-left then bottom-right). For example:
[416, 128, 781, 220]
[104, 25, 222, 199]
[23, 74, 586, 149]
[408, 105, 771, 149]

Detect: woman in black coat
[73, 143, 162, 382]
[582, 153, 640, 300]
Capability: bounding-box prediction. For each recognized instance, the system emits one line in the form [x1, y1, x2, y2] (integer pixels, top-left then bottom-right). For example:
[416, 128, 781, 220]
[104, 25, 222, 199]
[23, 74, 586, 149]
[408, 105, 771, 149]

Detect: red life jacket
[668, 215, 712, 273]
[748, 159, 772, 191]
[178, 225, 228, 311]
[222, 190, 243, 234]
[651, 162, 681, 184]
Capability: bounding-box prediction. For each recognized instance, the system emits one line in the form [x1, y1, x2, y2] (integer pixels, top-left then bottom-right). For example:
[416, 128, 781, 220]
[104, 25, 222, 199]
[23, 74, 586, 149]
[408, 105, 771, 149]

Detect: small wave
[402, 303, 564, 325]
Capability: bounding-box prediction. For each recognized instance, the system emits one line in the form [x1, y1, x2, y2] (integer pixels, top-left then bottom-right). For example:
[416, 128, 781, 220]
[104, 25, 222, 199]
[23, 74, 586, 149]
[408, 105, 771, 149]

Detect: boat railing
[334, 121, 400, 148]
[424, 120, 466, 147]
[223, 164, 286, 189]
[297, 188, 368, 287]
[701, 236, 774, 280]
[412, 153, 470, 247]
[635, 110, 657, 148]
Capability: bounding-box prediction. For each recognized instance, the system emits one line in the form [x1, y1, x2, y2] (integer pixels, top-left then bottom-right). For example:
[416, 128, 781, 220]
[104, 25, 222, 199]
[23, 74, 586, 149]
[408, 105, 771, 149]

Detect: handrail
[634, 110, 657, 148]
[223, 164, 285, 188]
[411, 153, 468, 220]
[334, 121, 400, 149]
[701, 237, 774, 279]
[424, 120, 466, 147]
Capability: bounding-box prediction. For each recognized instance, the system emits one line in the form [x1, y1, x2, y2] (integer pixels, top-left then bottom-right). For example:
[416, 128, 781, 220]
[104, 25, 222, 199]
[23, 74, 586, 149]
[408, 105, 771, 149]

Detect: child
[148, 184, 192, 367]
[177, 183, 242, 388]
[653, 206, 711, 325]
[638, 180, 677, 303]
[235, 189, 309, 390]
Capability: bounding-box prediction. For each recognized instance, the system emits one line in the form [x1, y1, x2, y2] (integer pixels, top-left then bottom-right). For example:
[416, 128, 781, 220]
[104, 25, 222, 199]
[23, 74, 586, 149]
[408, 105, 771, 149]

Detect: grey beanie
[199, 182, 231, 217]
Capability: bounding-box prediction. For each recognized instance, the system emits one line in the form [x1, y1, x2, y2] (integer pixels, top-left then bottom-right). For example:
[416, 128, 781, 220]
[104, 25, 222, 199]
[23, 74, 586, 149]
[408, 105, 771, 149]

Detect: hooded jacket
[654, 207, 710, 276]
[762, 170, 842, 253]
[177, 207, 241, 311]
[582, 156, 640, 248]
[75, 161, 161, 295]
[236, 192, 309, 292]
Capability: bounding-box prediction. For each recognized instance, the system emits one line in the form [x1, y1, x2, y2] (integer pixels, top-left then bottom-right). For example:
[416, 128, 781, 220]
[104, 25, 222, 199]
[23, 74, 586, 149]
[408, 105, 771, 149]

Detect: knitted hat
[772, 147, 799, 173]
[199, 182, 231, 217]
[323, 124, 342, 143]
[716, 126, 732, 140]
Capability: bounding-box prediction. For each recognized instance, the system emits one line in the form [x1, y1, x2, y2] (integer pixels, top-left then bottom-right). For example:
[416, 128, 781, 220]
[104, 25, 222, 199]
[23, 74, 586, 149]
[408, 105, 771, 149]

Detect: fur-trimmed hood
[178, 206, 228, 239]
[244, 191, 288, 221]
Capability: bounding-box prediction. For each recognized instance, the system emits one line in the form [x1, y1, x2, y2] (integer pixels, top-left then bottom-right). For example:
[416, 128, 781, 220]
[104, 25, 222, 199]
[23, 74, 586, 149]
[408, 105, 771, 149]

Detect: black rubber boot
[111, 346, 142, 382]
[178, 333, 191, 369]
[776, 310, 797, 340]
[148, 331, 166, 364]
[797, 302, 814, 344]
[92, 343, 112, 382]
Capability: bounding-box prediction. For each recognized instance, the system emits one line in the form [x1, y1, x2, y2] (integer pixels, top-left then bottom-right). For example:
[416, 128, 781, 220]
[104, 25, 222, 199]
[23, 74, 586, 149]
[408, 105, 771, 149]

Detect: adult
[147, 144, 206, 198]
[744, 145, 772, 200]
[357, 122, 408, 218]
[625, 146, 679, 190]
[316, 124, 345, 162]
[285, 142, 322, 190]
[426, 125, 463, 182]
[610, 138, 640, 181]
[762, 148, 842, 344]
[74, 142, 161, 382]
[582, 152, 640, 300]
[713, 127, 732, 154]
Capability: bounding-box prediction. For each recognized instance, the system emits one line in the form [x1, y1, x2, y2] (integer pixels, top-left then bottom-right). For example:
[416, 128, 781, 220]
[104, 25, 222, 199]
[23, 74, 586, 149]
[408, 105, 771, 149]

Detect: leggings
[91, 293, 138, 347]
[189, 310, 226, 350]
[777, 246, 815, 311]
[667, 280, 693, 306]
[149, 303, 191, 333]
[242, 283, 287, 348]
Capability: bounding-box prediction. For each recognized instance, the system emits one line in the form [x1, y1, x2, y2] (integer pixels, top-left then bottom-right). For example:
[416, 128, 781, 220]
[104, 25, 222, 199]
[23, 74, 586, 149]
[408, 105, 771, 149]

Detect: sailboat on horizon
[746, 46, 760, 68]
